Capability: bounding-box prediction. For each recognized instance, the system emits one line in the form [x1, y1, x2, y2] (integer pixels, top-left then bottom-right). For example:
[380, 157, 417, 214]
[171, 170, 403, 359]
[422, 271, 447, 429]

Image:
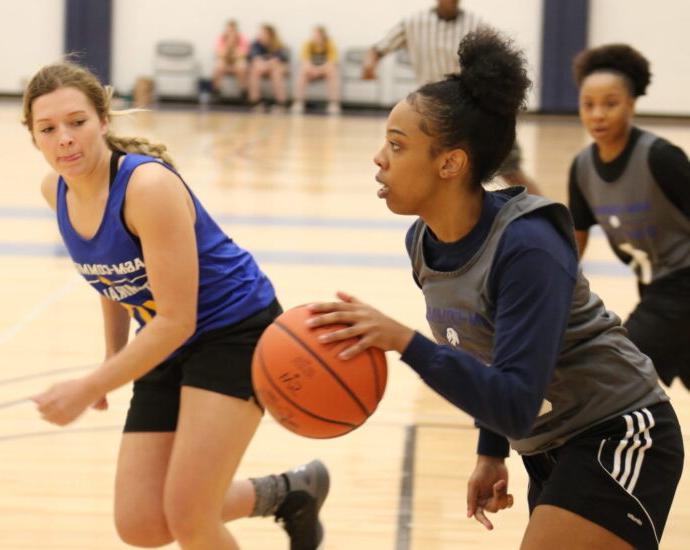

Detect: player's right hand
[32, 377, 100, 426]
[92, 396, 109, 410]
[306, 291, 414, 358]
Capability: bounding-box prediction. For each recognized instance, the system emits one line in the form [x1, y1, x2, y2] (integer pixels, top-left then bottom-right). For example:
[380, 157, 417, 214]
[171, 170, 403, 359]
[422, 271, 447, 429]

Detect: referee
[363, 0, 542, 195]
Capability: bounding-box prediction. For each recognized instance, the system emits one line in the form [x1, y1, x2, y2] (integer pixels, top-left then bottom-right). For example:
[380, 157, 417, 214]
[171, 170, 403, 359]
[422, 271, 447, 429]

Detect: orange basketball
[251, 304, 388, 438]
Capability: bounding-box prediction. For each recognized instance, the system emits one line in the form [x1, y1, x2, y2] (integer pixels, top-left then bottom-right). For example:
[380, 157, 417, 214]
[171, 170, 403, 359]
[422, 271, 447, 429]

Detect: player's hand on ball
[307, 291, 415, 358]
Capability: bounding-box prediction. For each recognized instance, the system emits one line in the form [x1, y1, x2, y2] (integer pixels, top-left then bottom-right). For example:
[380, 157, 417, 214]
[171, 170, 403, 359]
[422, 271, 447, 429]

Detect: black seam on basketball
[256, 338, 357, 429]
[274, 320, 371, 416]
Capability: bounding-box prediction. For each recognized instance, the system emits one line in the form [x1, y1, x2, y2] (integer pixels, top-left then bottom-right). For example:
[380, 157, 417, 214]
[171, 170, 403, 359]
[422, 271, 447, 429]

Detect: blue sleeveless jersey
[56, 154, 276, 343]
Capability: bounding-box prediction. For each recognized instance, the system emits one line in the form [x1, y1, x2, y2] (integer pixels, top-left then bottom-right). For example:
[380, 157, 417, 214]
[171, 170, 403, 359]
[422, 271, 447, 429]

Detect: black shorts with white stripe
[522, 401, 684, 550]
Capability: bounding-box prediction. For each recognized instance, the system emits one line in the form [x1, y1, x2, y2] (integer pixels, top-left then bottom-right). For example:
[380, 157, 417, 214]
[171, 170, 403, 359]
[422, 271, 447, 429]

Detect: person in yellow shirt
[291, 26, 341, 115]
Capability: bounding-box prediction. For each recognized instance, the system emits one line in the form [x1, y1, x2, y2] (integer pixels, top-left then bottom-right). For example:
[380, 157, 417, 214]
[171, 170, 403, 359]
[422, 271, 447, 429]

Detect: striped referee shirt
[373, 8, 482, 85]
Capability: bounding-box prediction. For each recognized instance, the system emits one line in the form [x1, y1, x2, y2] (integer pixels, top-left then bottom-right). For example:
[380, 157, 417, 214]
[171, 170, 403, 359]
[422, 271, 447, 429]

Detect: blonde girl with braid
[105, 133, 176, 168]
[22, 61, 330, 550]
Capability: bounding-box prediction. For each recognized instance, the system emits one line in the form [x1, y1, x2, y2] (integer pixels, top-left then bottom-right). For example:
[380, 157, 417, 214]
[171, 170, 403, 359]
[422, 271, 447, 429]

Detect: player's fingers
[335, 291, 361, 304]
[483, 495, 513, 513]
[491, 480, 514, 510]
[306, 311, 350, 328]
[31, 393, 52, 413]
[492, 479, 507, 498]
[317, 325, 362, 344]
[31, 385, 54, 406]
[306, 301, 352, 314]
[473, 507, 494, 530]
[338, 339, 370, 359]
[92, 397, 108, 410]
[39, 406, 60, 423]
[466, 481, 480, 517]
[484, 495, 513, 513]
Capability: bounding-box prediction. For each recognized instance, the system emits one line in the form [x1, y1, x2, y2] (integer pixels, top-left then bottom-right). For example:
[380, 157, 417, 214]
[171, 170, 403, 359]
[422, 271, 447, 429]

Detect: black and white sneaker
[275, 459, 330, 550]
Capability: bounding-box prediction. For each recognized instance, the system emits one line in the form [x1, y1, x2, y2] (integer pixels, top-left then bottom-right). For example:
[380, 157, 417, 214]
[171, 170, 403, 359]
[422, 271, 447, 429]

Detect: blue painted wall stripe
[540, 0, 589, 112]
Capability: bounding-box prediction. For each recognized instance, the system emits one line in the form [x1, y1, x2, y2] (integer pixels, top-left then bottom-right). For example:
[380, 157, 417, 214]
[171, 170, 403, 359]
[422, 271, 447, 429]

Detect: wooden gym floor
[0, 100, 688, 549]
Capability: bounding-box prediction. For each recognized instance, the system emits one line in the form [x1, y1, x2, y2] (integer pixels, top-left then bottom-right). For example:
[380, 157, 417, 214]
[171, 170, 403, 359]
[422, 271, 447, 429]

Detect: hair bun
[456, 27, 531, 117]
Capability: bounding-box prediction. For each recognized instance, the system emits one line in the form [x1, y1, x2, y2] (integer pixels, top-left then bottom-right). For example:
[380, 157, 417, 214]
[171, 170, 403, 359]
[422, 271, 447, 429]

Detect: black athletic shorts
[625, 268, 690, 388]
[124, 300, 282, 432]
[522, 401, 684, 550]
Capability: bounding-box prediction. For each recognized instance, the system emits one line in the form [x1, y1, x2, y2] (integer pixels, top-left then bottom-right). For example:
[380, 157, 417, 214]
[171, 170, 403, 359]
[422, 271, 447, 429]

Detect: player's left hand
[31, 378, 101, 426]
[467, 455, 514, 530]
[307, 291, 415, 358]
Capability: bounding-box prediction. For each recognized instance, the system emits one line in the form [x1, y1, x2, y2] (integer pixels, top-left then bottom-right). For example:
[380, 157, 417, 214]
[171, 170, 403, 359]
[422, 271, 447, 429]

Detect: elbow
[177, 313, 197, 342]
[175, 303, 198, 342]
[179, 319, 197, 342]
[474, 406, 535, 441]
[167, 317, 196, 346]
[503, 417, 535, 440]
[159, 311, 197, 345]
[498, 392, 541, 440]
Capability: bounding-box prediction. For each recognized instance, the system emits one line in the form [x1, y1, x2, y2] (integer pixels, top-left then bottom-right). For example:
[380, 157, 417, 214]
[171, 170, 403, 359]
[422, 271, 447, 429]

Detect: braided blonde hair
[105, 133, 175, 167]
[22, 60, 176, 168]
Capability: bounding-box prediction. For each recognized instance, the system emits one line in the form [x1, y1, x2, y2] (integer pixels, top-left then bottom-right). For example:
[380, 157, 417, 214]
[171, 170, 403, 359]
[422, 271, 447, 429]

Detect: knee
[164, 493, 216, 543]
[115, 508, 172, 548]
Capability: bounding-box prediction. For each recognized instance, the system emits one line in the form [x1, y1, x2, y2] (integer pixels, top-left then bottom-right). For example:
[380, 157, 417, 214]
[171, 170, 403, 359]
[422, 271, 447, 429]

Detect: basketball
[251, 304, 388, 438]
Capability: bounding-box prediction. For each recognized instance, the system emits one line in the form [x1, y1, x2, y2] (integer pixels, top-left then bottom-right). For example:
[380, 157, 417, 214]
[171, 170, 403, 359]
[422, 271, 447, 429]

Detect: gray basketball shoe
[275, 459, 330, 550]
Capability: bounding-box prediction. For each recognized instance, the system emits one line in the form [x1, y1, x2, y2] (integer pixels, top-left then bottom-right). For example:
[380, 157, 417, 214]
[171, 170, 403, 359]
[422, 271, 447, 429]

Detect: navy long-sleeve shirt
[402, 191, 578, 457]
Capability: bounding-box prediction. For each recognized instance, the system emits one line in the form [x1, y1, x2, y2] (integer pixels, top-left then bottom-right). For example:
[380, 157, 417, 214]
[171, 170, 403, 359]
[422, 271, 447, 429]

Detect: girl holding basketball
[308, 29, 683, 549]
[23, 61, 328, 550]
[569, 44, 690, 390]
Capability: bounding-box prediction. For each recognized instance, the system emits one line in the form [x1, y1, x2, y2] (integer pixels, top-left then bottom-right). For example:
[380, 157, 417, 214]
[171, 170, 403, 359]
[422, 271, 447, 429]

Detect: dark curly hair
[572, 44, 651, 97]
[407, 27, 531, 187]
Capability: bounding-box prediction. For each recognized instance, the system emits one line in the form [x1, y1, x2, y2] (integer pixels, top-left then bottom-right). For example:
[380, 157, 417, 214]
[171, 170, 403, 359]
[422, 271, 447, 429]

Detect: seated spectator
[291, 26, 341, 115]
[212, 20, 249, 96]
[247, 24, 289, 112]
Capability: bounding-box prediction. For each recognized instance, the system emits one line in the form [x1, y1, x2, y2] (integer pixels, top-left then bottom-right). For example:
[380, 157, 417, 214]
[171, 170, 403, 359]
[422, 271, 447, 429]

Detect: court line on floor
[0, 424, 120, 443]
[0, 278, 80, 346]
[0, 397, 31, 410]
[396, 424, 416, 550]
[0, 364, 94, 387]
[396, 422, 477, 550]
